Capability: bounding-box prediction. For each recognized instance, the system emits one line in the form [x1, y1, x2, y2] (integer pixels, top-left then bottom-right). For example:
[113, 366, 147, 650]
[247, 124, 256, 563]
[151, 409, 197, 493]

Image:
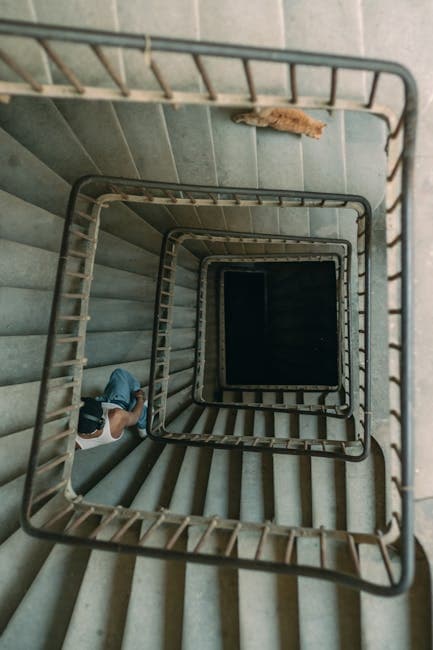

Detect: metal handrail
[7, 22, 414, 593]
[0, 19, 414, 133]
[148, 211, 365, 460]
[19, 174, 409, 595]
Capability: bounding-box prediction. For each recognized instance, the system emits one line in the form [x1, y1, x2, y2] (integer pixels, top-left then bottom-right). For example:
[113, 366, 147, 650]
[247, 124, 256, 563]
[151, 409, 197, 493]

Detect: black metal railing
[2, 20, 414, 595]
[149, 225, 359, 461]
[19, 169, 410, 596]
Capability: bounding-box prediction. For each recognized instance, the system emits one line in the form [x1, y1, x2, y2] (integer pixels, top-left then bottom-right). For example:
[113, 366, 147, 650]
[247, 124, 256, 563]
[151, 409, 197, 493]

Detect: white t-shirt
[76, 402, 125, 450]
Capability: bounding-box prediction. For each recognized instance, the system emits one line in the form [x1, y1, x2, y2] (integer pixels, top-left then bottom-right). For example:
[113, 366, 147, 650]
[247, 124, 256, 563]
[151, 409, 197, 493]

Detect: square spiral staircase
[0, 11, 430, 650]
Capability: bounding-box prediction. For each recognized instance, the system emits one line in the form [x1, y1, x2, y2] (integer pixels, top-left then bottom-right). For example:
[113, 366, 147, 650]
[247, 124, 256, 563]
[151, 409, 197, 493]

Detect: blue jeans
[96, 368, 147, 429]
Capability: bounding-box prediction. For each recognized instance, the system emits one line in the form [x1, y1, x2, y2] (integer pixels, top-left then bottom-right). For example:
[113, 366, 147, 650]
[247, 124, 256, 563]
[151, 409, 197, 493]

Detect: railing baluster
[320, 527, 327, 568]
[387, 151, 403, 182]
[148, 57, 173, 100]
[34, 453, 70, 475]
[328, 67, 338, 106]
[376, 531, 395, 586]
[0, 48, 43, 92]
[284, 530, 296, 564]
[387, 233, 402, 248]
[165, 516, 191, 550]
[386, 193, 402, 213]
[139, 511, 166, 545]
[254, 522, 270, 560]
[90, 510, 118, 539]
[38, 39, 84, 93]
[91, 44, 130, 96]
[143, 188, 154, 202]
[40, 428, 73, 445]
[110, 513, 140, 542]
[43, 503, 75, 528]
[347, 534, 361, 576]
[289, 63, 297, 103]
[390, 110, 405, 139]
[366, 71, 380, 109]
[65, 507, 95, 534]
[192, 54, 217, 100]
[185, 191, 197, 204]
[224, 522, 242, 557]
[164, 189, 178, 203]
[193, 516, 219, 553]
[242, 59, 257, 103]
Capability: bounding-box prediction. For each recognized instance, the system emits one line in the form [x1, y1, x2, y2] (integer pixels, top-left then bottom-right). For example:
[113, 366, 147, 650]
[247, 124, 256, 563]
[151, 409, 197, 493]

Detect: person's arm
[107, 390, 146, 436]
[124, 389, 146, 426]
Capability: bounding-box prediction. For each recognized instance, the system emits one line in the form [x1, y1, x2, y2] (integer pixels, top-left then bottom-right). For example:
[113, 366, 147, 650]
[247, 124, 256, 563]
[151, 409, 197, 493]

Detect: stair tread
[0, 126, 70, 217]
[56, 98, 137, 179]
[61, 523, 135, 650]
[0, 97, 99, 184]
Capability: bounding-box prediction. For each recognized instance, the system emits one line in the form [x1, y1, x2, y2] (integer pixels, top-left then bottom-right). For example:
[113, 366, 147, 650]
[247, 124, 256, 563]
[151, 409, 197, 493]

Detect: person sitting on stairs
[75, 368, 148, 450]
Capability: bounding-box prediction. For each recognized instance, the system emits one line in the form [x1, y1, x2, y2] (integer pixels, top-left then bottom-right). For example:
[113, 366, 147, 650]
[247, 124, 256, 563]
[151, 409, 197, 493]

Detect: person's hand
[134, 389, 145, 401]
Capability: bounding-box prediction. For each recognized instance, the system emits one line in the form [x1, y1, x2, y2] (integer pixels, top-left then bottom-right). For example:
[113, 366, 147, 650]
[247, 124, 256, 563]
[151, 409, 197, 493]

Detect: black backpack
[77, 397, 105, 434]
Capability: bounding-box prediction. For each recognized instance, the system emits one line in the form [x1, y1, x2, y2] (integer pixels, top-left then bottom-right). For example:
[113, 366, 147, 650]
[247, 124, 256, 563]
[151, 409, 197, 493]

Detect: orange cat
[232, 107, 326, 139]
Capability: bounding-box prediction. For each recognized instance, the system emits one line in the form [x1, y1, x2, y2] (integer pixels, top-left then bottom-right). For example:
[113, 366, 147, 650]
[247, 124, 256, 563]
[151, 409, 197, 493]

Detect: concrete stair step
[237, 415, 294, 649]
[117, 0, 200, 92]
[299, 392, 323, 439]
[303, 110, 346, 200]
[0, 375, 76, 437]
[198, 0, 286, 95]
[0, 2, 51, 87]
[0, 126, 70, 217]
[0, 238, 196, 302]
[0, 417, 70, 485]
[55, 99, 139, 178]
[33, 0, 125, 89]
[296, 448, 360, 649]
[345, 112, 387, 210]
[0, 97, 99, 183]
[61, 521, 136, 650]
[210, 107, 258, 188]
[210, 407, 232, 439]
[360, 546, 411, 650]
[0, 529, 92, 650]
[114, 102, 178, 182]
[0, 184, 198, 281]
[0, 467, 61, 543]
[120, 443, 186, 650]
[0, 285, 195, 335]
[182, 440, 240, 650]
[0, 493, 69, 633]
[311, 457, 345, 529]
[296, 539, 344, 649]
[164, 104, 218, 186]
[182, 527, 240, 650]
[71, 430, 139, 497]
[281, 0, 365, 100]
[169, 448, 212, 516]
[122, 403, 211, 650]
[82, 438, 154, 506]
[345, 439, 387, 534]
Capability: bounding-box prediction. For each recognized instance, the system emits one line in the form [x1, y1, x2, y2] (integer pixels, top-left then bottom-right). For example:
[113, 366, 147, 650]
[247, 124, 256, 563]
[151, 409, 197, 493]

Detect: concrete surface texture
[0, 0, 432, 648]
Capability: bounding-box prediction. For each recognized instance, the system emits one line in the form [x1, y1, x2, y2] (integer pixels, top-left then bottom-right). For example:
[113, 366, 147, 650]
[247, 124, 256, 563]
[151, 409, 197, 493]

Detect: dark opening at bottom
[223, 262, 338, 386]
